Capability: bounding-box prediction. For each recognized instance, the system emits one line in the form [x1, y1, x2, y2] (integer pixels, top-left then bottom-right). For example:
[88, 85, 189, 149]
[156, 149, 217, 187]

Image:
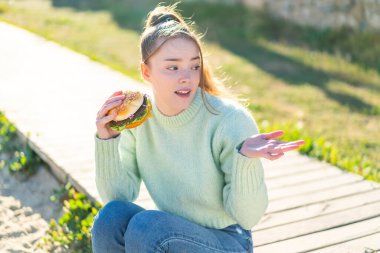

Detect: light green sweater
[94, 87, 268, 230]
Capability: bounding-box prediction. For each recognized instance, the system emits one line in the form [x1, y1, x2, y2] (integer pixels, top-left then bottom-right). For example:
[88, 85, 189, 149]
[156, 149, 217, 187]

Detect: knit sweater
[94, 86, 268, 230]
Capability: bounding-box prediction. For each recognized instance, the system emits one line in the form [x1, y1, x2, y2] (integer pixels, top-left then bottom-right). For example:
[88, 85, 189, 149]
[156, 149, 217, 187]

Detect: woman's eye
[167, 66, 178, 71]
[167, 65, 200, 71]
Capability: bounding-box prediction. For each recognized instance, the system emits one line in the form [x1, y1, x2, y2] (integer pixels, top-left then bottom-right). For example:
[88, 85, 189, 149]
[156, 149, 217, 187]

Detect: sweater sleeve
[94, 130, 141, 204]
[217, 108, 269, 230]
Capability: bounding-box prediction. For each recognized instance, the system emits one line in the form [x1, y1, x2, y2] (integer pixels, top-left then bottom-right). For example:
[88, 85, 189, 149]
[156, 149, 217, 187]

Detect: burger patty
[109, 95, 149, 127]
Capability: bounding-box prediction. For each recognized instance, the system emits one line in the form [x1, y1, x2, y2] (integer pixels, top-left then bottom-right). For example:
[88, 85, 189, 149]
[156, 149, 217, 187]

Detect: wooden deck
[254, 155, 380, 252]
[1, 21, 379, 252]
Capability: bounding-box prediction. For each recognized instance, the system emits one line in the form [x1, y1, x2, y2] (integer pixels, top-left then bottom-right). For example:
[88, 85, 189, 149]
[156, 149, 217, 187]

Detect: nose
[179, 69, 191, 84]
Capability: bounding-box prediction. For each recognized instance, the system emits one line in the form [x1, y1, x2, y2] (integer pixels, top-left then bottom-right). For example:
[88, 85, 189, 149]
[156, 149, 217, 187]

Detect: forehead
[154, 37, 200, 60]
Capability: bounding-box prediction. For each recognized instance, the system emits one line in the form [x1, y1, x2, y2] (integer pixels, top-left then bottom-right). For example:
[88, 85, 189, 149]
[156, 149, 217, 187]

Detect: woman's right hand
[96, 91, 125, 140]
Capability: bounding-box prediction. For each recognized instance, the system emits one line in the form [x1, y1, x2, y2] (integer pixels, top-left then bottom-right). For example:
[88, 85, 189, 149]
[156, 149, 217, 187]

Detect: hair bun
[144, 3, 187, 30]
[149, 13, 180, 27]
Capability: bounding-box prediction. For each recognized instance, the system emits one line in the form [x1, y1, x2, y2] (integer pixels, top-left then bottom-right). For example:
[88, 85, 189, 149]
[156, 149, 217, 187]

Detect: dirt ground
[0, 153, 65, 252]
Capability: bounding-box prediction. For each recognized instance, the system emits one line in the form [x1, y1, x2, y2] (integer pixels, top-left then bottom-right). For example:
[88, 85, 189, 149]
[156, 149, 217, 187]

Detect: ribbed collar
[152, 86, 204, 128]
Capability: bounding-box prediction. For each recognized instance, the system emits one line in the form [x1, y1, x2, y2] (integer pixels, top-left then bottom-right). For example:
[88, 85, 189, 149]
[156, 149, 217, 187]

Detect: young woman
[92, 3, 304, 253]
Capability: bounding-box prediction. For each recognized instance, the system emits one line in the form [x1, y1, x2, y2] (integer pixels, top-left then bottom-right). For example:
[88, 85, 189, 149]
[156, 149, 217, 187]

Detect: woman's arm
[218, 108, 304, 230]
[94, 129, 141, 204]
[216, 109, 268, 230]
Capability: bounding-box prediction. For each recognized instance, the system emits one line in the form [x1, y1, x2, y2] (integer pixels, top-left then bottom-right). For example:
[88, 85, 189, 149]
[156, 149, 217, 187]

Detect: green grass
[0, 110, 99, 252]
[40, 182, 101, 253]
[0, 0, 379, 182]
[0, 111, 42, 180]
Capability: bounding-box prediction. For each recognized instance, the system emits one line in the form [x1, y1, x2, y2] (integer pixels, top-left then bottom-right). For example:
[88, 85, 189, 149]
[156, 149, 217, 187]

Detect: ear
[140, 62, 151, 82]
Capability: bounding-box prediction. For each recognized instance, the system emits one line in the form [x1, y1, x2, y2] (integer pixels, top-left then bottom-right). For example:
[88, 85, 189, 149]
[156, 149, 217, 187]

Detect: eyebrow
[163, 56, 200, 62]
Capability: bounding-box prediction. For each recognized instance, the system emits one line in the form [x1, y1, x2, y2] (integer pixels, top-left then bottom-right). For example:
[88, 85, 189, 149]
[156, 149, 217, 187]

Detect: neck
[151, 87, 204, 128]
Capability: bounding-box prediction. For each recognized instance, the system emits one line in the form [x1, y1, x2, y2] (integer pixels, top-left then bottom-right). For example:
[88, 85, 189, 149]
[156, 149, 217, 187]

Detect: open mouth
[175, 90, 191, 98]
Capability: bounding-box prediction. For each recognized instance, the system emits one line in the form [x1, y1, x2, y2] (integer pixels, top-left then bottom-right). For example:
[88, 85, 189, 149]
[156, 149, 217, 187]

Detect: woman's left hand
[239, 130, 305, 160]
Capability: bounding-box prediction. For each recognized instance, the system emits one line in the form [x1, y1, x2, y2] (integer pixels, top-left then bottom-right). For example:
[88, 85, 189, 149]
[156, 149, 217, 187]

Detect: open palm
[240, 130, 305, 160]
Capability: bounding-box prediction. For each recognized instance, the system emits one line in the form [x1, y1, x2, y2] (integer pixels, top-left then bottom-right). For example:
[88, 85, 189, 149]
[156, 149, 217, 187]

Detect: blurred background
[0, 0, 379, 252]
[3, 0, 376, 179]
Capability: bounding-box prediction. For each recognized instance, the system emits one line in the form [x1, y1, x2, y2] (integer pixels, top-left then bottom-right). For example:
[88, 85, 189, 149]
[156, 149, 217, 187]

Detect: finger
[267, 139, 284, 145]
[261, 130, 284, 140]
[108, 90, 123, 99]
[275, 141, 304, 150]
[106, 94, 125, 104]
[98, 95, 125, 117]
[274, 145, 302, 153]
[283, 140, 305, 146]
[263, 151, 284, 161]
[97, 100, 123, 118]
[96, 112, 117, 126]
[98, 100, 122, 117]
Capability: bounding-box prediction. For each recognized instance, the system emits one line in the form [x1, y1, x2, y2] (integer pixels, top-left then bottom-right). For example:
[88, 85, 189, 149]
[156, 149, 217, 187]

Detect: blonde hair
[139, 2, 242, 115]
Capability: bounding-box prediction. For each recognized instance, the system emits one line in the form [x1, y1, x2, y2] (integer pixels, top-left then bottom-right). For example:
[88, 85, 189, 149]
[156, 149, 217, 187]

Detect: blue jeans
[91, 200, 253, 253]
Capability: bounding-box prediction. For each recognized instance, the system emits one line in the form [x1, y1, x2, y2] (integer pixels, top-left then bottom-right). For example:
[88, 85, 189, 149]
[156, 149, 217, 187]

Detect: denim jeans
[91, 200, 253, 253]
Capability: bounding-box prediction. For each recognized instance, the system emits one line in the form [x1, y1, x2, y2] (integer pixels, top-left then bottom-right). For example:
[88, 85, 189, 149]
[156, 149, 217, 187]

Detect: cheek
[191, 71, 201, 81]
[157, 70, 177, 81]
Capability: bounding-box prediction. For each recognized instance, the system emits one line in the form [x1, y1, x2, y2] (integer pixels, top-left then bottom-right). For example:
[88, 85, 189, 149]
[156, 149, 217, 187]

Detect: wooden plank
[310, 232, 380, 253]
[264, 159, 330, 179]
[56, 155, 94, 165]
[137, 183, 153, 200]
[135, 198, 158, 210]
[261, 153, 309, 168]
[266, 165, 343, 190]
[39, 145, 93, 160]
[254, 216, 380, 253]
[253, 201, 380, 246]
[264, 157, 315, 171]
[47, 139, 92, 150]
[268, 172, 363, 201]
[268, 180, 379, 213]
[68, 170, 95, 183]
[42, 144, 94, 155]
[256, 189, 380, 230]
[58, 160, 95, 172]
[37, 136, 93, 146]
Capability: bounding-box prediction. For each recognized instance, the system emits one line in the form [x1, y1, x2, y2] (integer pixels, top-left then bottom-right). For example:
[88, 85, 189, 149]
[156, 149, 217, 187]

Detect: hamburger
[107, 90, 152, 131]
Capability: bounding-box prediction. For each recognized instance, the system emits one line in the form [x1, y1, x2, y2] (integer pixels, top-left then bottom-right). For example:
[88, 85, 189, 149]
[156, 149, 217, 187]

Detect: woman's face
[141, 37, 201, 116]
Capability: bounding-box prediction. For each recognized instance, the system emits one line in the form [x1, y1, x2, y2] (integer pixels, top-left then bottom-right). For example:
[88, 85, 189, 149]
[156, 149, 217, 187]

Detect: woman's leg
[91, 200, 145, 253]
[124, 210, 253, 253]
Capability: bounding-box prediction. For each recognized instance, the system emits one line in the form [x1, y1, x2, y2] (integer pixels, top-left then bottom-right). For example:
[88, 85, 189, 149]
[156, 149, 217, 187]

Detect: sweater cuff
[232, 150, 265, 195]
[94, 133, 121, 169]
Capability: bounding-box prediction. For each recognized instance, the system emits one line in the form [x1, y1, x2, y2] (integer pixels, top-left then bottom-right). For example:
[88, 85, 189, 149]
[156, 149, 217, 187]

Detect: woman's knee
[124, 210, 172, 251]
[125, 210, 182, 241]
[128, 210, 168, 228]
[92, 200, 144, 236]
